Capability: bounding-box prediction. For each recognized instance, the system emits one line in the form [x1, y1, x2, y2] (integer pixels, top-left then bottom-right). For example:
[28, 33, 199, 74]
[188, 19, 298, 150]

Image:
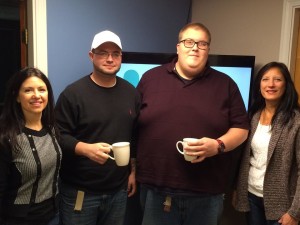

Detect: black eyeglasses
[92, 50, 122, 59]
[179, 39, 210, 50]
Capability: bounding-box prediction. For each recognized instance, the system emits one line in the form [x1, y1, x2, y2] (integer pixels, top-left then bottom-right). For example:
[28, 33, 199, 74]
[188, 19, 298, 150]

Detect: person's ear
[88, 51, 94, 61]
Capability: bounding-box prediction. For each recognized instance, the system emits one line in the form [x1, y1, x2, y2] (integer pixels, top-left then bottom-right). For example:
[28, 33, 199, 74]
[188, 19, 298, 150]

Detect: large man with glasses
[136, 22, 249, 225]
[55, 30, 140, 225]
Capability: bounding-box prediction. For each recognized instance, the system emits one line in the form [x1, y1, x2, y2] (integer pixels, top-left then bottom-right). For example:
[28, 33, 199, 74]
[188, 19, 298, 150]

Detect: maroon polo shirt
[136, 59, 249, 194]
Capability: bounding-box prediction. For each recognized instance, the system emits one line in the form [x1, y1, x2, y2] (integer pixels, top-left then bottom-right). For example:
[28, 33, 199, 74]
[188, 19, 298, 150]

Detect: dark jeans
[59, 182, 127, 225]
[140, 185, 224, 225]
[246, 192, 280, 225]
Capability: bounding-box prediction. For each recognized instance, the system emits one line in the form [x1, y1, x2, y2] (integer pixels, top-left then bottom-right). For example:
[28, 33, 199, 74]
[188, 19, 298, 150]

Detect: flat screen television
[117, 52, 255, 110]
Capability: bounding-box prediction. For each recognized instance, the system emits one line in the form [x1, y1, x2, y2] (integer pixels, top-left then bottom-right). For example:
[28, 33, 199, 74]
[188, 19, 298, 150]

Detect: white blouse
[248, 122, 271, 197]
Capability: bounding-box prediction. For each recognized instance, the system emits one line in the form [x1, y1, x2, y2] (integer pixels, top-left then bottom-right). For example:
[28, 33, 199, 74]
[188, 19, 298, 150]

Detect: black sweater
[55, 75, 140, 193]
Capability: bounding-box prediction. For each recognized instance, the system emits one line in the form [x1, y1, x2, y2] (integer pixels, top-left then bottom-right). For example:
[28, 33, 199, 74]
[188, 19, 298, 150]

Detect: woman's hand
[278, 213, 299, 225]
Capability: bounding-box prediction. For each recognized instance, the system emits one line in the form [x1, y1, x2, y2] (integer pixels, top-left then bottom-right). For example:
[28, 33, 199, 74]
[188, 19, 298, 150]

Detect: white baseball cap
[91, 30, 122, 50]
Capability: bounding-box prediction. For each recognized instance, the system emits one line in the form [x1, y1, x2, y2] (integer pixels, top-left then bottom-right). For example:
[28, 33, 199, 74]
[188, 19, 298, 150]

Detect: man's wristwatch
[216, 139, 226, 154]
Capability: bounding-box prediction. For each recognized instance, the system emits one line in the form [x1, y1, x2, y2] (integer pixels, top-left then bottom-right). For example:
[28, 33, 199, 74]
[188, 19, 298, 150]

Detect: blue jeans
[246, 192, 280, 225]
[140, 186, 224, 225]
[59, 182, 127, 225]
[46, 213, 59, 225]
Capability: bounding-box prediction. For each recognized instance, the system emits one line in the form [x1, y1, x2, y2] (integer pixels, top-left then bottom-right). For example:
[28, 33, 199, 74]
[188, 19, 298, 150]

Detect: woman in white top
[233, 62, 300, 225]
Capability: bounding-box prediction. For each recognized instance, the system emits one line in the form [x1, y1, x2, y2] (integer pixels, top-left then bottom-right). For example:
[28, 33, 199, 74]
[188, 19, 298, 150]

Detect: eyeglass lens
[93, 50, 122, 59]
[182, 39, 208, 49]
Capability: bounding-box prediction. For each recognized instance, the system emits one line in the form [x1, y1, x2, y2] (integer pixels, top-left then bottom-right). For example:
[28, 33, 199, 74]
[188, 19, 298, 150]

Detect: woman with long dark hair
[233, 62, 300, 225]
[0, 67, 61, 225]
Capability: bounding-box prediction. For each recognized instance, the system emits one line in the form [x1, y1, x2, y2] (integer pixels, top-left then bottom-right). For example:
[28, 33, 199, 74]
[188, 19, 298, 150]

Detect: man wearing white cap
[55, 30, 140, 225]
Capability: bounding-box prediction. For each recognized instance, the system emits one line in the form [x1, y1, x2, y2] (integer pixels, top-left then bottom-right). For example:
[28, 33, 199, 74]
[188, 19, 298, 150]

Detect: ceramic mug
[108, 142, 130, 166]
[176, 138, 198, 161]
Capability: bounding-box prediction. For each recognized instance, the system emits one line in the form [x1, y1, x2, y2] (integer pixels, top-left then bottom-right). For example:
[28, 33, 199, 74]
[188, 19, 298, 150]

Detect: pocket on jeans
[59, 183, 78, 206]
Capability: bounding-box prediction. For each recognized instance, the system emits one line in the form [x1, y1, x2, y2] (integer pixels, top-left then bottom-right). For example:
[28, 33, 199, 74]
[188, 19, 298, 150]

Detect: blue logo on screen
[118, 63, 160, 87]
[123, 69, 140, 87]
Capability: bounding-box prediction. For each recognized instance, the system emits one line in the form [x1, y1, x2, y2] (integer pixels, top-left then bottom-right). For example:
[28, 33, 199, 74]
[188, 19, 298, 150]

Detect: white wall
[191, 0, 284, 70]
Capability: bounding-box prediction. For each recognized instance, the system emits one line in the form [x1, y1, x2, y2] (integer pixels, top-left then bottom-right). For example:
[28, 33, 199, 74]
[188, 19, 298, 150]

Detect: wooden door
[19, 0, 27, 68]
[295, 18, 300, 104]
[0, 0, 26, 111]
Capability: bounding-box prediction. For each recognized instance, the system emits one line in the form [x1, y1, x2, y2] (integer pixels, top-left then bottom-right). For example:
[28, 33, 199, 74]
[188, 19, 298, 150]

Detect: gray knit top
[0, 127, 61, 220]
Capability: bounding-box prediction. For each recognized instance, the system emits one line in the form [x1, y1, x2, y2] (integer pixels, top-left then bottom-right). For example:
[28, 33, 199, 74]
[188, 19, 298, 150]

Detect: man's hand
[75, 142, 112, 164]
[127, 171, 136, 197]
[127, 158, 137, 197]
[184, 137, 219, 163]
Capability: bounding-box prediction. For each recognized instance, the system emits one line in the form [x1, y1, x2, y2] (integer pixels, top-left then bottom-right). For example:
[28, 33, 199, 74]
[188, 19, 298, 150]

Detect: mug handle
[176, 141, 184, 155]
[106, 146, 115, 160]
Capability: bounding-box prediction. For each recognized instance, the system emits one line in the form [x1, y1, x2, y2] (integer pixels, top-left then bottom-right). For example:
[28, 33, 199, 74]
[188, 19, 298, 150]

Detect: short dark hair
[178, 22, 211, 44]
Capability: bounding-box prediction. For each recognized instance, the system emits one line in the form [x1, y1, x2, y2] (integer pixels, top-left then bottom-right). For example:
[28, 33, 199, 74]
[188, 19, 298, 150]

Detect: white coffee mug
[176, 138, 198, 161]
[108, 142, 130, 166]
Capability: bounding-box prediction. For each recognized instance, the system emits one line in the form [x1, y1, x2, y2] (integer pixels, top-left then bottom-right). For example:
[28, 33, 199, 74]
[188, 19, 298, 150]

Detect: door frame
[279, 0, 300, 79]
[27, 0, 48, 74]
